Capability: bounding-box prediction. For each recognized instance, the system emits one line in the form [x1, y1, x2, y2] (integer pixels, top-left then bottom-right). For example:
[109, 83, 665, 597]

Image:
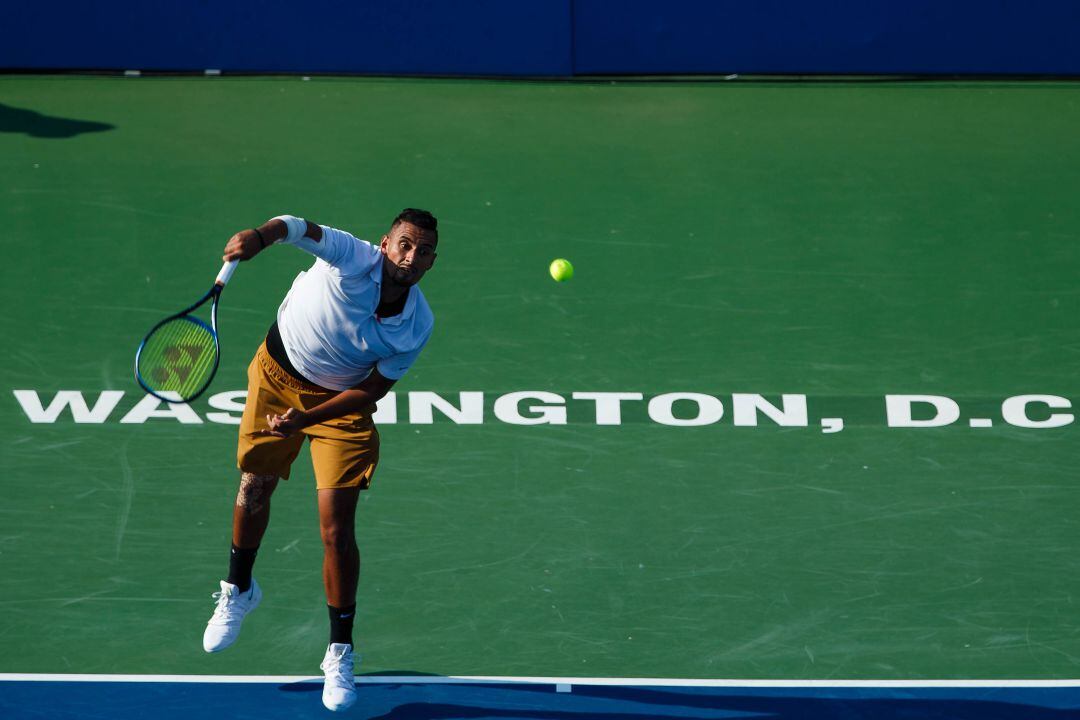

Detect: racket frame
[134, 260, 237, 404]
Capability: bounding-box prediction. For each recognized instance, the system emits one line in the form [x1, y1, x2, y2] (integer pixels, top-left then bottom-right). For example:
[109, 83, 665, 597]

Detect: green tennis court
[2, 75, 1079, 684]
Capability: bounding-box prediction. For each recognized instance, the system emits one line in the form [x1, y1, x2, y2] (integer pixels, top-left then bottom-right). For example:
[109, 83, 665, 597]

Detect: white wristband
[272, 214, 307, 244]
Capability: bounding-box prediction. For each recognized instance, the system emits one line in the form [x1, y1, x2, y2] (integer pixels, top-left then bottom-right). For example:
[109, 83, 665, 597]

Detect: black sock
[227, 544, 258, 592]
[328, 604, 356, 646]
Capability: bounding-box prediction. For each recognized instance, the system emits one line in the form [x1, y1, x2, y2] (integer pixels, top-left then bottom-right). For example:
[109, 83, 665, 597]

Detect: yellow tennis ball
[549, 258, 574, 282]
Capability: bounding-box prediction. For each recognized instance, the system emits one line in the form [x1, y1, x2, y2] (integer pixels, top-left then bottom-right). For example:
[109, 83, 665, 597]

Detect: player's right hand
[254, 408, 309, 438]
[223, 229, 264, 262]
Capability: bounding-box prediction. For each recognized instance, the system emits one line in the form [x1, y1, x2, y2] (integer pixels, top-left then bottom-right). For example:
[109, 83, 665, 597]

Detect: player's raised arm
[221, 216, 324, 262]
[273, 214, 372, 271]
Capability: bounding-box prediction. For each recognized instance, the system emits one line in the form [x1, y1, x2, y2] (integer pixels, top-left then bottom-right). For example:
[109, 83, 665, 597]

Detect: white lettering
[820, 418, 844, 433]
[120, 392, 203, 424]
[372, 392, 397, 424]
[1001, 395, 1073, 428]
[12, 388, 1076, 432]
[409, 391, 484, 424]
[571, 392, 643, 425]
[885, 395, 960, 428]
[732, 394, 808, 427]
[493, 391, 567, 425]
[13, 390, 125, 423]
[205, 390, 247, 424]
[647, 393, 724, 427]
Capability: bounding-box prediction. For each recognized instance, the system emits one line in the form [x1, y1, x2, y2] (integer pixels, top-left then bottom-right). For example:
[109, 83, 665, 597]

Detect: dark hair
[392, 208, 438, 240]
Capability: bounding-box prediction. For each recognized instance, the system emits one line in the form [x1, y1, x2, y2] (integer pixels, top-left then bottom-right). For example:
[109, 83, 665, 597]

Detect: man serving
[202, 209, 437, 712]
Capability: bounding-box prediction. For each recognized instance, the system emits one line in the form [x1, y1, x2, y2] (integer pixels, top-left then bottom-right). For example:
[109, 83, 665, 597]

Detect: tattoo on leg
[237, 473, 276, 515]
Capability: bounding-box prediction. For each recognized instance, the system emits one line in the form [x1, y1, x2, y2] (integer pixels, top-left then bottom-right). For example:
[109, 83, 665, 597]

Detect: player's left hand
[256, 408, 308, 438]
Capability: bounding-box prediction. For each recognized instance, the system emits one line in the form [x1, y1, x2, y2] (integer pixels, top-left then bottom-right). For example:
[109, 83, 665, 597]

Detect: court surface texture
[2, 75, 1079, 718]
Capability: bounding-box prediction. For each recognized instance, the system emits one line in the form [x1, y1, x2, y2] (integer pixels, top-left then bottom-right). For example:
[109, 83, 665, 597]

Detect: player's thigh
[237, 348, 306, 479]
[308, 428, 380, 490]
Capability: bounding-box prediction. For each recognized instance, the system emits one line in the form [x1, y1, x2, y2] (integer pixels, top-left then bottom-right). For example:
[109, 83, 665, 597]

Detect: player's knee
[319, 522, 355, 553]
[236, 472, 277, 514]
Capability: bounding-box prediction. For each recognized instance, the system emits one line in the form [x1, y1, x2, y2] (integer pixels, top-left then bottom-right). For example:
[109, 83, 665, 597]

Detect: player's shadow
[0, 103, 114, 138]
[365, 685, 1077, 720]
[276, 679, 1075, 720]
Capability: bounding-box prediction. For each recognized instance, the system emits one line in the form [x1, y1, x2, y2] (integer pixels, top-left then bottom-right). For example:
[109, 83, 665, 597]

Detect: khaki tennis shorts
[237, 342, 380, 489]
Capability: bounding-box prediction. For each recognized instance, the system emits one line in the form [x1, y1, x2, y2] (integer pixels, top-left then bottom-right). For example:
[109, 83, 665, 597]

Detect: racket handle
[215, 260, 239, 287]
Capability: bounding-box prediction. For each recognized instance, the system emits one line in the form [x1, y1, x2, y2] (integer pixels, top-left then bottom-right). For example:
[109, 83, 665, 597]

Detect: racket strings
[137, 316, 218, 400]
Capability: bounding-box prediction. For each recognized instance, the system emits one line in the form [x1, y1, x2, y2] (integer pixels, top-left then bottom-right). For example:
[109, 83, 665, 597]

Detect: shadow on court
[366, 686, 1080, 720]
[0, 103, 114, 138]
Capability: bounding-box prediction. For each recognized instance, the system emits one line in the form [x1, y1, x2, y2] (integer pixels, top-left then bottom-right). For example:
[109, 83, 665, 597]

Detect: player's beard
[381, 255, 419, 286]
[389, 264, 418, 286]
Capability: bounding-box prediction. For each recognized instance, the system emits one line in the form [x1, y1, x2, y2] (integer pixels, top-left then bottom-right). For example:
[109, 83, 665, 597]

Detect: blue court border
[2, 675, 1079, 719]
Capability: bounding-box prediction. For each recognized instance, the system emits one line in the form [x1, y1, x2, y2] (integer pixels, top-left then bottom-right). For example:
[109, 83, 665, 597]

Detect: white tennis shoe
[320, 643, 358, 711]
[202, 578, 261, 652]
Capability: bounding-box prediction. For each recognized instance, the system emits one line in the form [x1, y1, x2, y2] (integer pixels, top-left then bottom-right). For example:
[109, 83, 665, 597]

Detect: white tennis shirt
[273, 215, 434, 391]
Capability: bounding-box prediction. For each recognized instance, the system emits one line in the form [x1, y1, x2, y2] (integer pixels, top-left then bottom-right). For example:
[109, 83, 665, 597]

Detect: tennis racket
[134, 260, 239, 403]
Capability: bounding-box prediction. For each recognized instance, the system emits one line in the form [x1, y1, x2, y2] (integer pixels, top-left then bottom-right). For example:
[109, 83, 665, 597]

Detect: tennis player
[202, 210, 437, 712]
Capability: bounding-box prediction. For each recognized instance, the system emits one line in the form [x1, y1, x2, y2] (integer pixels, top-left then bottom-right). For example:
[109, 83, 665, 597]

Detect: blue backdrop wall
[5, 1, 1079, 76]
[574, 0, 1080, 75]
[3, 1, 572, 76]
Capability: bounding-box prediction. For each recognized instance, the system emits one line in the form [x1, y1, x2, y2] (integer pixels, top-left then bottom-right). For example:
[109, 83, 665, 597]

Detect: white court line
[1, 674, 1079, 688]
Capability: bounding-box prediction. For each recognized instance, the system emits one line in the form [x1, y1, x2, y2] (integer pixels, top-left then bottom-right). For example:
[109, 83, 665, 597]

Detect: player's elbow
[350, 373, 395, 410]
